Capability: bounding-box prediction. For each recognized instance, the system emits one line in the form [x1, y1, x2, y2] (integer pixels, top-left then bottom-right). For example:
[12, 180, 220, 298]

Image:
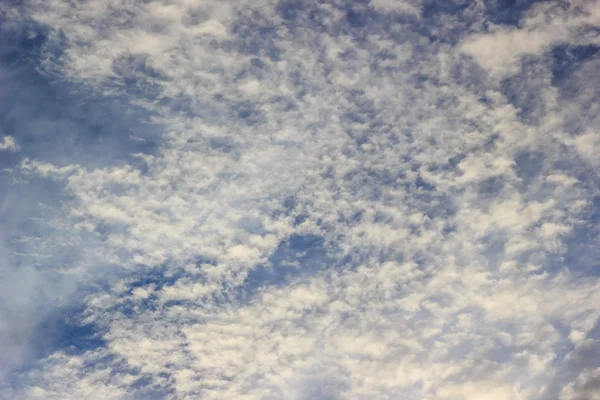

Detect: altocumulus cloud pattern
[1, 0, 600, 399]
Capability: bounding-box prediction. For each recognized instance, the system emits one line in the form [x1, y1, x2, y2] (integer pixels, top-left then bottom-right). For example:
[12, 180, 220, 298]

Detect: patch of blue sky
[0, 12, 169, 370]
[560, 195, 600, 278]
[551, 43, 600, 85]
[0, 22, 160, 170]
[35, 309, 107, 357]
[550, 43, 600, 135]
[242, 233, 329, 297]
[480, 0, 551, 26]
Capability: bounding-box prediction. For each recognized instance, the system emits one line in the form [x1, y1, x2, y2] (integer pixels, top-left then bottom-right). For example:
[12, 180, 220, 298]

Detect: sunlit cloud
[1, 1, 600, 399]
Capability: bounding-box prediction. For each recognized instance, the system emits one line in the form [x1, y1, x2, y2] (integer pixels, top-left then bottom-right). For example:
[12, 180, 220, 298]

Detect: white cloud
[369, 0, 422, 16]
[560, 367, 600, 400]
[0, 136, 19, 152]
[2, 0, 600, 398]
[460, 1, 600, 79]
[572, 130, 600, 168]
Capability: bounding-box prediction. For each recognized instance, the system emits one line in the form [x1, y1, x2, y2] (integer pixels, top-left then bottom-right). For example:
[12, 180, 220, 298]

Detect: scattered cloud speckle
[1, 0, 600, 399]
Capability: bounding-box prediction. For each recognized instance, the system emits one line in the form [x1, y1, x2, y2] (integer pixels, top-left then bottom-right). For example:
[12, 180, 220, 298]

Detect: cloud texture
[1, 0, 600, 399]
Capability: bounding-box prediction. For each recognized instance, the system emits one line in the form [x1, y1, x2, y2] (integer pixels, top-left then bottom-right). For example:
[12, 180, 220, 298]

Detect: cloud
[368, 0, 422, 16]
[0, 136, 19, 152]
[1, 0, 600, 398]
[459, 1, 600, 79]
[560, 368, 600, 400]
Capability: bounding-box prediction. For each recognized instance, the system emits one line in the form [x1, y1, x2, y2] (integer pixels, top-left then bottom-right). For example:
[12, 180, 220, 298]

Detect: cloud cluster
[460, 1, 600, 79]
[0, 136, 19, 152]
[2, 0, 600, 399]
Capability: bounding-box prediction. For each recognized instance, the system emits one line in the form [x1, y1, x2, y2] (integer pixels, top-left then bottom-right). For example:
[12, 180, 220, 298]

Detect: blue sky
[1, 1, 600, 399]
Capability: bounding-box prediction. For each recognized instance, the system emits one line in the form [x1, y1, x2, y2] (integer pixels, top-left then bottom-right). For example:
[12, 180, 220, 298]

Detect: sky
[1, 0, 600, 399]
